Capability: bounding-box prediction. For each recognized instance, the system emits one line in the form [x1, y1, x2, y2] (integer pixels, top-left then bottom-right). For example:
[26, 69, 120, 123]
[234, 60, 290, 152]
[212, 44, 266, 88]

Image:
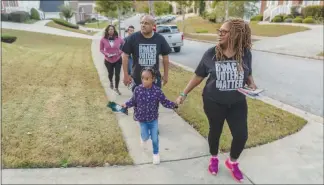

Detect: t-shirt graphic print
[139, 44, 157, 67]
[215, 60, 244, 91]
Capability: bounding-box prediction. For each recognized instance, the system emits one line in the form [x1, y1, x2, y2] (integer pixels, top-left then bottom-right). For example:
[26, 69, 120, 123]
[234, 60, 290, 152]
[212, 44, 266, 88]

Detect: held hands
[121, 104, 126, 108]
[123, 74, 132, 86]
[162, 75, 168, 86]
[175, 94, 187, 105]
[247, 83, 257, 91]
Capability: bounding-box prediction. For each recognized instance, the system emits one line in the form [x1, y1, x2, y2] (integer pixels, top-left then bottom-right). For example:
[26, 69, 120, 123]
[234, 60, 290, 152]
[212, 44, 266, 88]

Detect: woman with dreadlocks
[176, 18, 257, 182]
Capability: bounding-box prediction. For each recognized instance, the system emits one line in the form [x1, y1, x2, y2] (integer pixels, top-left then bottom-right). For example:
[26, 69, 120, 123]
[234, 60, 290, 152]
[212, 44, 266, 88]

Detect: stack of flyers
[127, 79, 136, 91]
[107, 53, 117, 58]
[107, 101, 128, 115]
[237, 86, 264, 99]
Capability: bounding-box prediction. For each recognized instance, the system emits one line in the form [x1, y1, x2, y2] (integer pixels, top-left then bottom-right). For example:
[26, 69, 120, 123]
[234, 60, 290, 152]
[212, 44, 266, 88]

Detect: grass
[24, 19, 39, 24]
[45, 21, 98, 36]
[161, 63, 307, 152]
[184, 33, 259, 43]
[176, 16, 310, 37]
[1, 29, 132, 168]
[84, 21, 110, 29]
[317, 52, 324, 56]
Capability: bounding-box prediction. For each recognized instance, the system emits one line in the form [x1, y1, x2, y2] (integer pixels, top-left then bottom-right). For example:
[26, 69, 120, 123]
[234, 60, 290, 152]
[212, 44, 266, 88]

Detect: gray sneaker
[114, 88, 121, 95]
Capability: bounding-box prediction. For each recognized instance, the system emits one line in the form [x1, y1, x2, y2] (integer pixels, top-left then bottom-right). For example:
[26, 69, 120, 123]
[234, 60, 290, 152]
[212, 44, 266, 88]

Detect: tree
[154, 2, 171, 16]
[134, 1, 149, 13]
[95, 1, 133, 34]
[198, 0, 205, 16]
[59, 4, 74, 22]
[174, 0, 193, 32]
[244, 0, 260, 19]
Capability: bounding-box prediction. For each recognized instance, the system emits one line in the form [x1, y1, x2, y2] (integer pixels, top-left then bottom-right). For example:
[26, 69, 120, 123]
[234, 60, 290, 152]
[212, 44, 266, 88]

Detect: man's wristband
[180, 92, 187, 97]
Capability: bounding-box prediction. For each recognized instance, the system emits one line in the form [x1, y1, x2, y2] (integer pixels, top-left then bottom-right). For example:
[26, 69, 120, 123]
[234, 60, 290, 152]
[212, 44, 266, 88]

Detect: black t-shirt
[122, 31, 172, 85]
[195, 46, 252, 104]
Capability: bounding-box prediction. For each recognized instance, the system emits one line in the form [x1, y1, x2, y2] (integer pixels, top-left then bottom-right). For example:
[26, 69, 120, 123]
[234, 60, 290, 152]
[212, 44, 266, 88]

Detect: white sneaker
[140, 137, 148, 149]
[153, 154, 160, 165]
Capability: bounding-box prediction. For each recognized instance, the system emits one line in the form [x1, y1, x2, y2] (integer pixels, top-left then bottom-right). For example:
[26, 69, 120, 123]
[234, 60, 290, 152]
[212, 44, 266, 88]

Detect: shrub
[52, 18, 79, 29]
[284, 18, 293, 23]
[1, 13, 10, 21]
[77, 20, 86, 25]
[250, 15, 263, 21]
[292, 17, 303, 23]
[283, 14, 294, 20]
[302, 17, 315, 24]
[291, 6, 302, 17]
[297, 15, 304, 19]
[10, 11, 30, 22]
[30, 8, 40, 20]
[1, 35, 17, 43]
[302, 5, 324, 20]
[195, 29, 208, 33]
[206, 11, 217, 23]
[271, 16, 283, 22]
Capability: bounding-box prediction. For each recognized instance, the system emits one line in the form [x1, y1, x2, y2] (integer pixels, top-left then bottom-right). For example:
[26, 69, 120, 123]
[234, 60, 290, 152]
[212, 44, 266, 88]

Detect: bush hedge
[250, 15, 263, 21]
[1, 13, 11, 21]
[1, 35, 17, 43]
[272, 16, 283, 22]
[10, 11, 30, 22]
[302, 5, 324, 20]
[283, 14, 294, 20]
[302, 17, 315, 24]
[30, 8, 40, 20]
[52, 18, 79, 29]
[284, 18, 293, 23]
[292, 17, 303, 23]
[195, 29, 208, 33]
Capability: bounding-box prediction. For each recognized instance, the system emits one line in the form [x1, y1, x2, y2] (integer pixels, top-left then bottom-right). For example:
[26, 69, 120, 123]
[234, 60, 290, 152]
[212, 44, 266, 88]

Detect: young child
[122, 67, 178, 165]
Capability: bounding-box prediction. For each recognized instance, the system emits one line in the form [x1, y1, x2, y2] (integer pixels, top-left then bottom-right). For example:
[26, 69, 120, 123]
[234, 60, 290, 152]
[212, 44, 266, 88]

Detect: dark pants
[105, 58, 122, 89]
[203, 96, 248, 160]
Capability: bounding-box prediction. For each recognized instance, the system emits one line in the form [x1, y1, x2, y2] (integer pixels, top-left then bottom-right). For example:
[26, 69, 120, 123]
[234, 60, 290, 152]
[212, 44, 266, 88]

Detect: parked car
[156, 25, 183, 53]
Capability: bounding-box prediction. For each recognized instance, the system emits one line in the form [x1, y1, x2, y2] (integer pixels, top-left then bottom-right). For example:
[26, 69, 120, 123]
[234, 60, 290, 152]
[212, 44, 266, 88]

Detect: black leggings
[105, 58, 122, 89]
[203, 96, 248, 160]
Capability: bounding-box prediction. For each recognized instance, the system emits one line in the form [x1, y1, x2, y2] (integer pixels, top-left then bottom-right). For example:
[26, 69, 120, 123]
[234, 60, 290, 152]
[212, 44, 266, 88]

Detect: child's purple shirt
[125, 84, 177, 122]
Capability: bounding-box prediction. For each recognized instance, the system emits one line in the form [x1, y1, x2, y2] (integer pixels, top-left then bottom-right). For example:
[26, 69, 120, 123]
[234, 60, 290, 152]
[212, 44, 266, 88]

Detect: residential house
[39, 0, 67, 20]
[260, 0, 324, 21]
[1, 0, 44, 18]
[69, 0, 97, 23]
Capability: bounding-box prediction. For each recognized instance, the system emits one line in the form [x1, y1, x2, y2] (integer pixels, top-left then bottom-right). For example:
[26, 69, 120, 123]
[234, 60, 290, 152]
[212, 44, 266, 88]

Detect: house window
[3, 1, 18, 7]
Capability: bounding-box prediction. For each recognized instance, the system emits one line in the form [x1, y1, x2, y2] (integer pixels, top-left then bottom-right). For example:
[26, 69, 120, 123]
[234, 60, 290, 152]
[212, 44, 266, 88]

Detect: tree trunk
[118, 6, 121, 35]
[182, 5, 185, 33]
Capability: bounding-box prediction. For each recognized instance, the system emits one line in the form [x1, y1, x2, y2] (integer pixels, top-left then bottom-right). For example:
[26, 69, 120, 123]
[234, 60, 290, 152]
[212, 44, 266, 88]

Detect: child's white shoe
[153, 154, 160, 165]
[140, 137, 148, 150]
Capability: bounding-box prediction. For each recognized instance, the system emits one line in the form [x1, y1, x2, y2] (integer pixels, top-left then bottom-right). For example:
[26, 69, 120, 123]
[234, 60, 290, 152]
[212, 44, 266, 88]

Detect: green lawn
[46, 21, 97, 36]
[176, 16, 310, 37]
[161, 63, 307, 152]
[84, 21, 110, 29]
[1, 29, 132, 168]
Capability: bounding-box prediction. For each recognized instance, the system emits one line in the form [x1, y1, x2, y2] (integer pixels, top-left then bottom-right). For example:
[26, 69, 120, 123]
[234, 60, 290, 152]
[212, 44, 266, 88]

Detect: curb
[184, 38, 324, 61]
[168, 59, 324, 124]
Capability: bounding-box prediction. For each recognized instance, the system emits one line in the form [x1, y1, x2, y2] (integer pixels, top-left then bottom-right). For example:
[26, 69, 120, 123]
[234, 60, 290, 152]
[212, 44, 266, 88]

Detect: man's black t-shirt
[122, 31, 172, 85]
[195, 46, 252, 104]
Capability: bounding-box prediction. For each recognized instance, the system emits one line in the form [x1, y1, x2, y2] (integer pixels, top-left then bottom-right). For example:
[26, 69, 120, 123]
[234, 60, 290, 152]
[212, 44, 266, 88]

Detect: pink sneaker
[208, 157, 219, 175]
[225, 158, 244, 182]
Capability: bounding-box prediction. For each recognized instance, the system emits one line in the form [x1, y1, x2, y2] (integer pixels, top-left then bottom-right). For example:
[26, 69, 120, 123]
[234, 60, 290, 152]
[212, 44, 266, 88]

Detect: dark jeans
[105, 58, 122, 89]
[203, 96, 248, 160]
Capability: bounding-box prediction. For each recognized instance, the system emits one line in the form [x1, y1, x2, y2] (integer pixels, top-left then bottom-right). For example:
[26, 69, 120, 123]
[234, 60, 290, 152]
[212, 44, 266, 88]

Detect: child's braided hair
[141, 67, 156, 79]
[215, 18, 252, 71]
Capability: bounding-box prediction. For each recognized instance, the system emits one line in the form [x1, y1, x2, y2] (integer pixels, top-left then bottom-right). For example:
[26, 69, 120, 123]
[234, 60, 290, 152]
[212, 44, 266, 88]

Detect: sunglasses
[217, 29, 230, 36]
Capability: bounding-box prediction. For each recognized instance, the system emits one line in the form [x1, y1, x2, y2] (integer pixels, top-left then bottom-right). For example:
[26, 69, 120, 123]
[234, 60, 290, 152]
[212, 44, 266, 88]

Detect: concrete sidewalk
[252, 22, 323, 59]
[2, 16, 323, 184]
[1, 21, 94, 39]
